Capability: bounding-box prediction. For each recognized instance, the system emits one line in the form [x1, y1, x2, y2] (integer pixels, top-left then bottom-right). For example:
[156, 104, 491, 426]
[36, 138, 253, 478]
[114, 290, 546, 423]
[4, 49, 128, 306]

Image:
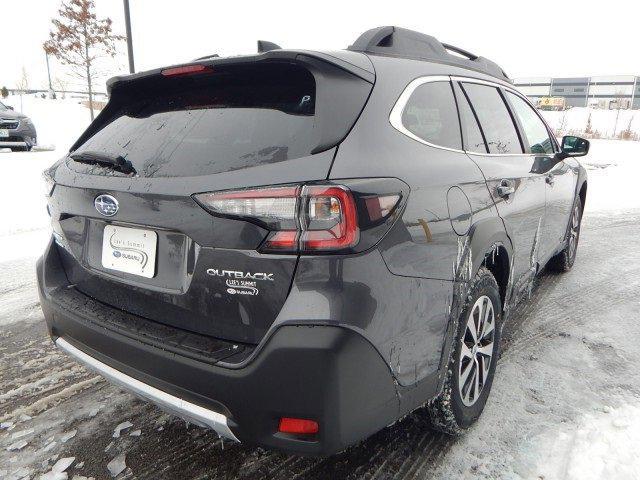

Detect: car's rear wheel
[549, 196, 582, 272]
[427, 266, 502, 434]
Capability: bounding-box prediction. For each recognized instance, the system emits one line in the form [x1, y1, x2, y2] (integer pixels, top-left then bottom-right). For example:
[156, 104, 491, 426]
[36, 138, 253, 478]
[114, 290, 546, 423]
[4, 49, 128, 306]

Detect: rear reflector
[278, 417, 319, 435]
[161, 64, 212, 77]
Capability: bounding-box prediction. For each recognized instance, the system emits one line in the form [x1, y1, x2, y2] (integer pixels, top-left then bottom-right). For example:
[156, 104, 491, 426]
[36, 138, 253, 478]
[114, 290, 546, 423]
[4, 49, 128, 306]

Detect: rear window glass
[461, 83, 523, 154]
[71, 64, 317, 177]
[401, 81, 461, 150]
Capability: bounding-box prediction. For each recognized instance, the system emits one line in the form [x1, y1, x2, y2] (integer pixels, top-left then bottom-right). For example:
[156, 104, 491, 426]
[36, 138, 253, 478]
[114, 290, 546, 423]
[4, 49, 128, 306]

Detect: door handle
[546, 174, 555, 185]
[496, 179, 515, 198]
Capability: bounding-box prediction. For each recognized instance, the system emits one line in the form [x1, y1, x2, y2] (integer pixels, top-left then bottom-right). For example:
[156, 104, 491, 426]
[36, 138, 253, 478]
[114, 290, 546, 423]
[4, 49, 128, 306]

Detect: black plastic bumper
[37, 239, 401, 455]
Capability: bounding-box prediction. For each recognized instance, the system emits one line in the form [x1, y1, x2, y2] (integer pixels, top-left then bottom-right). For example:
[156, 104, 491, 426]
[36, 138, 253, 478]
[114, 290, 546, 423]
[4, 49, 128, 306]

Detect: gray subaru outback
[38, 26, 588, 455]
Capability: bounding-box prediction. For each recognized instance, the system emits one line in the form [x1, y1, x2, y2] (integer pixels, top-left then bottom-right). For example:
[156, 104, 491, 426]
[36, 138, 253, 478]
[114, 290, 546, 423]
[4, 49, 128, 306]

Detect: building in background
[513, 75, 640, 110]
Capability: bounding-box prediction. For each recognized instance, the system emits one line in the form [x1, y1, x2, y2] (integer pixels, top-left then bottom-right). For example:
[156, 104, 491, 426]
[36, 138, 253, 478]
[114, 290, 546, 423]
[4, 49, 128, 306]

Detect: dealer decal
[206, 268, 274, 296]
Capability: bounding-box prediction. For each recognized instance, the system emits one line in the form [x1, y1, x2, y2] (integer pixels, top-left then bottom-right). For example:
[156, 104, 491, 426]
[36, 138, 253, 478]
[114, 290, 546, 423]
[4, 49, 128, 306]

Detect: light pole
[45, 50, 53, 98]
[123, 0, 135, 73]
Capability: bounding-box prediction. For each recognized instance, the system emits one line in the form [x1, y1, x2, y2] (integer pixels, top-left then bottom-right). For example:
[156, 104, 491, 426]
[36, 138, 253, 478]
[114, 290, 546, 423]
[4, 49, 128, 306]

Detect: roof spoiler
[348, 26, 509, 81]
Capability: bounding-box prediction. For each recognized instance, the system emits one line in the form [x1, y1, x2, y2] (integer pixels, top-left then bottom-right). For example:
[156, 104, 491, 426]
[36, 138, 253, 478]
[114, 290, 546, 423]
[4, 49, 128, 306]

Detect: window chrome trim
[389, 74, 557, 158]
[389, 75, 465, 153]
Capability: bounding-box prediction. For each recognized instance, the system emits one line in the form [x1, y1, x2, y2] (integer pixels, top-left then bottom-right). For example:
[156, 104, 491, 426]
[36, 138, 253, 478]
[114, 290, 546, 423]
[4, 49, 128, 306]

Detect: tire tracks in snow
[2, 211, 638, 479]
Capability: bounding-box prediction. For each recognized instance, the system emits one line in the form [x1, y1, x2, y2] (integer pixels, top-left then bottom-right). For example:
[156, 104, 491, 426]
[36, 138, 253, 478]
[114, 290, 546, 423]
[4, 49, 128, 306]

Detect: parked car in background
[0, 100, 37, 151]
[38, 26, 589, 455]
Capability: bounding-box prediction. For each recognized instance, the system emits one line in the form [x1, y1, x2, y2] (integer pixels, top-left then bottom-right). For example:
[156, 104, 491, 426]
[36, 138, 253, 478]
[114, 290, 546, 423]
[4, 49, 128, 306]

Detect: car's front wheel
[427, 266, 502, 434]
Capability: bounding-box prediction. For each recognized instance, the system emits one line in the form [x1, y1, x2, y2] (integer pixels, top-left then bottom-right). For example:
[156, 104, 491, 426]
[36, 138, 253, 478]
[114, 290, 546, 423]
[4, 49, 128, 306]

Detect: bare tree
[43, 0, 124, 120]
[16, 67, 29, 92]
[53, 76, 69, 99]
[15, 67, 29, 111]
[611, 89, 627, 138]
[585, 112, 593, 136]
[556, 112, 567, 137]
[619, 116, 635, 140]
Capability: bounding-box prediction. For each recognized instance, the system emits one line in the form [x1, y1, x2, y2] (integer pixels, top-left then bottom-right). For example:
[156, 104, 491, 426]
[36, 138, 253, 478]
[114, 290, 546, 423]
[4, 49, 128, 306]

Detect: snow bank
[0, 95, 89, 261]
[2, 94, 91, 150]
[541, 107, 640, 139]
[577, 140, 640, 213]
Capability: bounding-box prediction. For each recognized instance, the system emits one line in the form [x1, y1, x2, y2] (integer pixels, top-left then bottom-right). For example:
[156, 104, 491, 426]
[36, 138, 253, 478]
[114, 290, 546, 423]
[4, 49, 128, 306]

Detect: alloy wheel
[568, 203, 581, 260]
[458, 295, 495, 407]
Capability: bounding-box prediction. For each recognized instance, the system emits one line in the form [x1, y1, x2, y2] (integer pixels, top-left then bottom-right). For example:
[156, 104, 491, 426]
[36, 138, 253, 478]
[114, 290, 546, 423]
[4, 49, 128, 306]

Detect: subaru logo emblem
[94, 194, 119, 217]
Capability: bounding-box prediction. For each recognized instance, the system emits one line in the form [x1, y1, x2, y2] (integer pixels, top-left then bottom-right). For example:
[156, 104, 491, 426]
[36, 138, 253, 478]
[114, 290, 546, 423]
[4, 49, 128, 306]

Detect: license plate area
[101, 225, 157, 278]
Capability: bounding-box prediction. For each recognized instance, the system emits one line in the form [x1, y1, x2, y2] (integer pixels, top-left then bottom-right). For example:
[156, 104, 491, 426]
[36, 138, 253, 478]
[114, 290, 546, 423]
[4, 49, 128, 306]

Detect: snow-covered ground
[540, 106, 640, 139]
[0, 95, 89, 265]
[1, 97, 640, 479]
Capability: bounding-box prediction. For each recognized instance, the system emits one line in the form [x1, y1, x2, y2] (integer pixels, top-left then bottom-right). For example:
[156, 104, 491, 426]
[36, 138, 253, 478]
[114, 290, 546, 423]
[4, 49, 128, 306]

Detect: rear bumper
[38, 239, 400, 455]
[55, 337, 239, 441]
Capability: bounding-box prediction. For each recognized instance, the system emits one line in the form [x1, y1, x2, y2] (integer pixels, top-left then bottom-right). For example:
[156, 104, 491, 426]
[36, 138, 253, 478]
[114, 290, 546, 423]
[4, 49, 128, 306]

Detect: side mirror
[7, 105, 14, 110]
[558, 135, 589, 159]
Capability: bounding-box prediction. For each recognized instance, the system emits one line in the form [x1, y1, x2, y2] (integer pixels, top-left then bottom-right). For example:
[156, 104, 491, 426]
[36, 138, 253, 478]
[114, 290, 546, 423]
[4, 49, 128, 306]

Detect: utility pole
[45, 50, 53, 98]
[123, 0, 135, 73]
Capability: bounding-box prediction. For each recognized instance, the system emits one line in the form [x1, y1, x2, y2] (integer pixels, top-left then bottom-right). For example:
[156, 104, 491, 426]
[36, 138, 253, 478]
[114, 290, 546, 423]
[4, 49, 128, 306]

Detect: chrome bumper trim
[55, 338, 240, 442]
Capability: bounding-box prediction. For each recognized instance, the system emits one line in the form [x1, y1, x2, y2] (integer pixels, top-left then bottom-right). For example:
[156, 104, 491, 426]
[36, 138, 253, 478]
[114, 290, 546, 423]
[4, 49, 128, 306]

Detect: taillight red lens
[364, 194, 401, 222]
[161, 64, 212, 77]
[194, 183, 399, 254]
[278, 417, 319, 435]
[264, 230, 298, 250]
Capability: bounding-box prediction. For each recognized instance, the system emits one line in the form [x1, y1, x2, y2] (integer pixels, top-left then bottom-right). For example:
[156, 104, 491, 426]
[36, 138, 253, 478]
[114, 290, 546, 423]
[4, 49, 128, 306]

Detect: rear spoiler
[71, 51, 375, 155]
[106, 49, 375, 95]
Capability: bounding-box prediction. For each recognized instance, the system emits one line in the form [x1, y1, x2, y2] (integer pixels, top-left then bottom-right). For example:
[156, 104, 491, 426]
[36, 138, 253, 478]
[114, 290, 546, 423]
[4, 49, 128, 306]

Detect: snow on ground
[0, 95, 90, 264]
[0, 96, 639, 479]
[540, 107, 640, 139]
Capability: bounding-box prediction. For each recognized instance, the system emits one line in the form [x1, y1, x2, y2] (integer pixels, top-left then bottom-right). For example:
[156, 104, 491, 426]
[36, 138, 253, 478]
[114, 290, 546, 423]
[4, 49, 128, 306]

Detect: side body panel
[541, 157, 580, 261]
[325, 56, 508, 386]
[330, 57, 500, 282]
[466, 152, 546, 286]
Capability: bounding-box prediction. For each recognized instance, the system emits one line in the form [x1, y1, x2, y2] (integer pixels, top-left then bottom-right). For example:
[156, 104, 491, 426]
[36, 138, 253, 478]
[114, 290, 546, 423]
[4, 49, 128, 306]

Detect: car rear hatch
[47, 52, 374, 345]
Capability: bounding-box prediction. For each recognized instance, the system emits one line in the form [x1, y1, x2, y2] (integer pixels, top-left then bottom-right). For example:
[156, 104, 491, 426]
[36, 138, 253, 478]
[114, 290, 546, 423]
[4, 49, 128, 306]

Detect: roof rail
[347, 26, 509, 81]
[258, 40, 281, 53]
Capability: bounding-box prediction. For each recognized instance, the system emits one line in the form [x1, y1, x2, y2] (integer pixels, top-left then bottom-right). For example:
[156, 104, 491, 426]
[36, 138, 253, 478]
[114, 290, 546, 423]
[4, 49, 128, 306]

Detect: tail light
[161, 64, 212, 77]
[194, 182, 402, 254]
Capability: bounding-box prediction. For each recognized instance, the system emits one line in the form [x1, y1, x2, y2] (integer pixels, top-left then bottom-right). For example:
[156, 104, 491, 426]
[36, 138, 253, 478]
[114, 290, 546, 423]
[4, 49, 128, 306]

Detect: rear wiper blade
[69, 151, 136, 175]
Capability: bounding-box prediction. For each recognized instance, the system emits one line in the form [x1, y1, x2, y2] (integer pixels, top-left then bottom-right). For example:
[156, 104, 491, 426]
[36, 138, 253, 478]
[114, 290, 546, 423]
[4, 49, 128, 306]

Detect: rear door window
[461, 83, 523, 154]
[506, 92, 555, 154]
[71, 64, 318, 177]
[400, 81, 462, 150]
[453, 83, 488, 153]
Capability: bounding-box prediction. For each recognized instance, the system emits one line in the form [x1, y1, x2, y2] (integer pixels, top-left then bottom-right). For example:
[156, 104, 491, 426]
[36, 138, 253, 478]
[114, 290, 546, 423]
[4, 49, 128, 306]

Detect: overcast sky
[3, 0, 638, 91]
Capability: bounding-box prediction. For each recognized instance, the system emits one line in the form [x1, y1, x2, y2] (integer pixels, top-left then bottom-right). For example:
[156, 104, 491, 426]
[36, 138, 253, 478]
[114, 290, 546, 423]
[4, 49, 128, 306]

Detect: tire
[427, 266, 502, 435]
[548, 196, 582, 273]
